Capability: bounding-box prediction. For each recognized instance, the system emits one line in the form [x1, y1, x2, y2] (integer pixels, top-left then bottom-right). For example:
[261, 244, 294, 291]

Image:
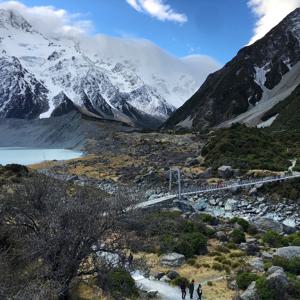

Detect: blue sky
[2, 0, 300, 64]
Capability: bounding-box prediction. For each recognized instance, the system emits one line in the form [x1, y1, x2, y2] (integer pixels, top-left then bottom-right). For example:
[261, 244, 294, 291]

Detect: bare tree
[0, 175, 138, 299]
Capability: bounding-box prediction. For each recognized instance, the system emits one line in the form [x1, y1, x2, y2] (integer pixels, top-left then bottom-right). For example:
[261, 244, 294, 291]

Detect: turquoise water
[0, 147, 82, 166]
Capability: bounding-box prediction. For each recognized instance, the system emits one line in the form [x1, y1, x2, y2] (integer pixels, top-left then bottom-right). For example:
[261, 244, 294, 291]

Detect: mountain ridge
[163, 7, 300, 131]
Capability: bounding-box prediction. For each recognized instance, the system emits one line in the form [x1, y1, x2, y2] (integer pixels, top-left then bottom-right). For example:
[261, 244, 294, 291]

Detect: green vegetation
[255, 276, 276, 300]
[262, 230, 288, 248]
[272, 256, 300, 275]
[127, 211, 208, 258]
[236, 272, 258, 290]
[229, 217, 249, 232]
[201, 124, 300, 172]
[230, 229, 246, 244]
[106, 269, 138, 298]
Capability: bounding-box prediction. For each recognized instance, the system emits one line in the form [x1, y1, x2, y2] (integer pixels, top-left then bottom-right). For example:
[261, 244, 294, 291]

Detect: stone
[167, 271, 180, 280]
[240, 282, 259, 300]
[274, 246, 300, 260]
[153, 272, 165, 280]
[147, 290, 159, 298]
[261, 252, 273, 260]
[194, 199, 207, 211]
[197, 167, 212, 179]
[266, 269, 289, 297]
[160, 253, 185, 267]
[174, 200, 195, 213]
[249, 258, 264, 272]
[248, 187, 257, 196]
[224, 199, 237, 211]
[245, 243, 260, 256]
[254, 218, 283, 233]
[218, 165, 234, 179]
[228, 280, 238, 290]
[267, 266, 284, 275]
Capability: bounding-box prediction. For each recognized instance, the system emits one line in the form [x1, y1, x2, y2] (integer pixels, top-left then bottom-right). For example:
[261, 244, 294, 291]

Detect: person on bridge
[196, 283, 203, 300]
[189, 279, 195, 299]
[180, 281, 187, 299]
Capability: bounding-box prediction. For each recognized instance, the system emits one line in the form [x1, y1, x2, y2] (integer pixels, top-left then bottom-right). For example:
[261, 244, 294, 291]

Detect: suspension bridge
[137, 170, 300, 209]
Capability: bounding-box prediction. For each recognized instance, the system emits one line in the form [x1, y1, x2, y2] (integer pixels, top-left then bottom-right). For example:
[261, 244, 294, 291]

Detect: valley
[1, 4, 300, 300]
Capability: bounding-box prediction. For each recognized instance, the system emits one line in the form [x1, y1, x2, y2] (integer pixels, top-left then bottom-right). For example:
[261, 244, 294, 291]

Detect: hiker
[196, 283, 203, 300]
[180, 281, 187, 299]
[189, 279, 195, 299]
[128, 252, 133, 268]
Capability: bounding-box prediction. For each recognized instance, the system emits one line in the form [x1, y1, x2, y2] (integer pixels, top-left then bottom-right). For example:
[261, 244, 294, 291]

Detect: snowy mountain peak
[0, 9, 32, 32]
[0, 8, 220, 128]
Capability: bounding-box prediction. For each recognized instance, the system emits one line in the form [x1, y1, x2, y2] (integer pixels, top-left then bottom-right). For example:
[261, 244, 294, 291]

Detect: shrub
[207, 281, 213, 286]
[256, 277, 276, 300]
[262, 231, 286, 248]
[236, 272, 258, 290]
[212, 263, 223, 271]
[187, 258, 196, 266]
[175, 240, 195, 259]
[199, 214, 219, 225]
[230, 229, 246, 244]
[230, 217, 250, 232]
[107, 269, 137, 298]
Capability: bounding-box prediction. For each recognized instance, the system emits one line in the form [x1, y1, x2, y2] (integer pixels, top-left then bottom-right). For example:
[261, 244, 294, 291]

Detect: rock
[282, 222, 297, 234]
[160, 253, 185, 267]
[174, 200, 195, 213]
[266, 269, 289, 297]
[216, 231, 228, 242]
[228, 280, 238, 290]
[267, 266, 284, 275]
[224, 199, 237, 211]
[197, 167, 212, 179]
[249, 258, 264, 272]
[218, 165, 234, 179]
[147, 290, 159, 298]
[248, 187, 257, 196]
[153, 272, 165, 280]
[245, 243, 260, 256]
[194, 199, 207, 211]
[261, 252, 273, 260]
[167, 271, 180, 280]
[240, 282, 259, 300]
[254, 218, 283, 233]
[274, 246, 300, 260]
[185, 157, 199, 167]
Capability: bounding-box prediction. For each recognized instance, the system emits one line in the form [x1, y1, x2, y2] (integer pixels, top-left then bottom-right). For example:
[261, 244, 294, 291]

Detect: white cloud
[126, 0, 187, 23]
[248, 0, 300, 44]
[0, 0, 93, 35]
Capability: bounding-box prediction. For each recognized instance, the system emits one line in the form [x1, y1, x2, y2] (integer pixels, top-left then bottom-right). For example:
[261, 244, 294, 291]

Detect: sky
[0, 0, 299, 64]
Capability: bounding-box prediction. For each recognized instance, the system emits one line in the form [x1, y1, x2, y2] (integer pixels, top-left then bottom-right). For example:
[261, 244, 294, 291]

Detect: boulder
[174, 200, 195, 213]
[160, 275, 171, 282]
[160, 253, 185, 267]
[153, 272, 165, 280]
[167, 271, 180, 280]
[254, 218, 283, 233]
[267, 266, 284, 275]
[266, 269, 289, 297]
[240, 282, 259, 300]
[194, 199, 207, 211]
[197, 167, 212, 179]
[274, 246, 300, 260]
[249, 258, 264, 272]
[224, 199, 238, 211]
[218, 165, 234, 179]
[261, 252, 273, 260]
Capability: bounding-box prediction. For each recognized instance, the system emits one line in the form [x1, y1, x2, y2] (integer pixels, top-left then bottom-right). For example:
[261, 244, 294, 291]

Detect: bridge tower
[169, 168, 182, 200]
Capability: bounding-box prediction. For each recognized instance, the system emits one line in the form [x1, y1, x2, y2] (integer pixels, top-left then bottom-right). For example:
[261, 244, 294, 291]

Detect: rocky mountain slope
[163, 8, 300, 131]
[0, 9, 219, 128]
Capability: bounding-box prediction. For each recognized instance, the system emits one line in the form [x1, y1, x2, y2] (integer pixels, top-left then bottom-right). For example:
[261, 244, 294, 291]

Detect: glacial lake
[0, 147, 83, 166]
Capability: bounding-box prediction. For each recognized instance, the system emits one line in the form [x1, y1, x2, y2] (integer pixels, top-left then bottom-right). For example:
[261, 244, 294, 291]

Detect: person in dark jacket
[196, 283, 203, 300]
[189, 280, 195, 299]
[180, 281, 187, 299]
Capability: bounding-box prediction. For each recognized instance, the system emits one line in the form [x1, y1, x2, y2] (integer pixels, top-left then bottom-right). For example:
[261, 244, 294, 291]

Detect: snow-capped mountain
[0, 9, 219, 128]
[163, 8, 300, 130]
